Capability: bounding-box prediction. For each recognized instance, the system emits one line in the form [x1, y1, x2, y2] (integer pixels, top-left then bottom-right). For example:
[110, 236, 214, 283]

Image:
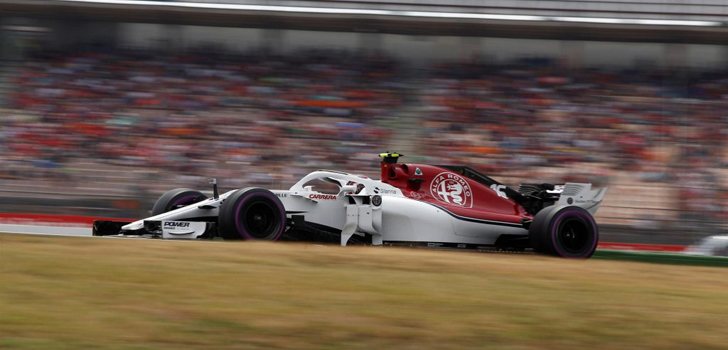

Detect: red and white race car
[94, 153, 607, 258]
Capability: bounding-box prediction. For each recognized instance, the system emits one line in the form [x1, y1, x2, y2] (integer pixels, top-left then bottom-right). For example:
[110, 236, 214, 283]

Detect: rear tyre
[529, 205, 599, 258]
[151, 189, 208, 216]
[218, 188, 286, 240]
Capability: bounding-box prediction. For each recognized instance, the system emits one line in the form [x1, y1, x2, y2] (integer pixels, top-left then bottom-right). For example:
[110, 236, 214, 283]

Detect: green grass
[594, 249, 728, 267]
[1, 234, 727, 349]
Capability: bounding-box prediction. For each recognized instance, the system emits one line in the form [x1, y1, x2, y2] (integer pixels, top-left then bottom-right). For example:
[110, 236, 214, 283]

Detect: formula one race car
[94, 153, 607, 258]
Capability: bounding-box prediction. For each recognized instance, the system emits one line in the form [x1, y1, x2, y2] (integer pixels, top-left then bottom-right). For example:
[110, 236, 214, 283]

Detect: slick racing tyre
[529, 205, 599, 258]
[218, 188, 286, 241]
[151, 188, 208, 216]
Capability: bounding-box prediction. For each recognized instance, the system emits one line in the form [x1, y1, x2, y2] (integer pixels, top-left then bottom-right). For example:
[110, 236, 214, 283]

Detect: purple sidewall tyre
[218, 188, 286, 241]
[152, 189, 208, 216]
[529, 205, 599, 258]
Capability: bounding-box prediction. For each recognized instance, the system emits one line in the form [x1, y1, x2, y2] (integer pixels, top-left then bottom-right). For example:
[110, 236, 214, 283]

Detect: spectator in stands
[1, 50, 726, 230]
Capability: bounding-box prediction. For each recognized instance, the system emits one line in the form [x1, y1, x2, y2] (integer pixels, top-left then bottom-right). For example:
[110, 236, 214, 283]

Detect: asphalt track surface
[0, 224, 90, 237]
[4, 224, 728, 269]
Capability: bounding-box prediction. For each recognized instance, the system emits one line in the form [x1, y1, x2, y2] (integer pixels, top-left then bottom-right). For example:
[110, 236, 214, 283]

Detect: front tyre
[151, 188, 208, 216]
[529, 205, 599, 258]
[218, 188, 286, 240]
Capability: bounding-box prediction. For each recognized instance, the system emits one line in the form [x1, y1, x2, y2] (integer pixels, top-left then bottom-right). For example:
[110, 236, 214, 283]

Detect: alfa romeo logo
[430, 172, 473, 207]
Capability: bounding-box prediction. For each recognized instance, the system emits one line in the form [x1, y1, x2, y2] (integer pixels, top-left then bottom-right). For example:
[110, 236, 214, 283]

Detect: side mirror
[339, 185, 357, 196]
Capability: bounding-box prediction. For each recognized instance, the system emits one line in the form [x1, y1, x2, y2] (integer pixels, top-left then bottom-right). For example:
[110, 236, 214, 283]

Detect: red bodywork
[380, 161, 532, 225]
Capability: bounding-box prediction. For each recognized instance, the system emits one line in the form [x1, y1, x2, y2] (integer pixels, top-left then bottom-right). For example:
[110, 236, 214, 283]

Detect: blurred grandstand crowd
[1, 48, 726, 230]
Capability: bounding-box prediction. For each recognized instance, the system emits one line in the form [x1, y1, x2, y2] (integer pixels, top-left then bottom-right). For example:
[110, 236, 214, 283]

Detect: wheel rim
[556, 218, 591, 254]
[241, 200, 278, 239]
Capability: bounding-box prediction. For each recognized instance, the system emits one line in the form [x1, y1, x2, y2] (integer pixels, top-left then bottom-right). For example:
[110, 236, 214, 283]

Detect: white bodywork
[121, 170, 606, 245]
[553, 183, 607, 216]
[684, 235, 728, 257]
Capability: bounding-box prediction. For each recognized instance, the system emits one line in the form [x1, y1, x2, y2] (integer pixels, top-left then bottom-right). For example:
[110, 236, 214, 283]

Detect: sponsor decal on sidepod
[309, 194, 338, 200]
[429, 172, 473, 208]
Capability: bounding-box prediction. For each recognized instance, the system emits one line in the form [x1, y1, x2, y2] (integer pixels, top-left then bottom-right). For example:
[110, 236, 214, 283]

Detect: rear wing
[553, 183, 607, 215]
[513, 182, 607, 215]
